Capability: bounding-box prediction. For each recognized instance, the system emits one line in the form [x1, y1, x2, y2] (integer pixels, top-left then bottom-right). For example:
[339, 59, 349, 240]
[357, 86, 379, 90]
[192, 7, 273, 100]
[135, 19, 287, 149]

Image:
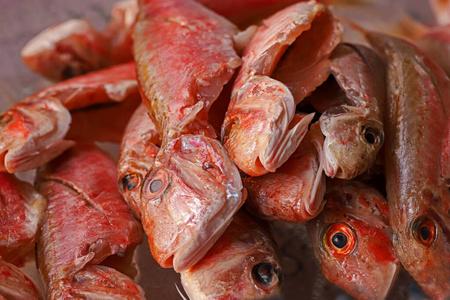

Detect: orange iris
[324, 223, 356, 257]
[413, 217, 437, 247]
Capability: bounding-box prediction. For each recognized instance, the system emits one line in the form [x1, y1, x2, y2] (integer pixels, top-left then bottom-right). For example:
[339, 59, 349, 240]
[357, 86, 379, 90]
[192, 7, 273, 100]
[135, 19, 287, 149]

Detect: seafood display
[0, 0, 448, 299]
[306, 180, 400, 300]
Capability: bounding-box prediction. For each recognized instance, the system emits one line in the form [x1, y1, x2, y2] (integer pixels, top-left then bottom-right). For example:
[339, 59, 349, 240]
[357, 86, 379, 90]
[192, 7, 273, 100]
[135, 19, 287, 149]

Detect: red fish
[244, 123, 326, 222]
[222, 1, 342, 176]
[180, 209, 283, 299]
[0, 258, 43, 299]
[366, 32, 450, 299]
[306, 180, 400, 300]
[133, 0, 244, 272]
[0, 172, 47, 265]
[35, 142, 144, 299]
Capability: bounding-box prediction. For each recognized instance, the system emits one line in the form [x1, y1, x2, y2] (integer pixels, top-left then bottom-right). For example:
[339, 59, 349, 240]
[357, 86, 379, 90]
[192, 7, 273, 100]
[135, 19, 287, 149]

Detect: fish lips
[140, 135, 244, 272]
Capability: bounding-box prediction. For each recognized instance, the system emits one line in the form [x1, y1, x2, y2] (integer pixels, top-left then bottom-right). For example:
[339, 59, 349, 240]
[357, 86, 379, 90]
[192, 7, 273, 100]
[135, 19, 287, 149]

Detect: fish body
[244, 123, 326, 222]
[181, 209, 283, 300]
[222, 1, 342, 176]
[0, 62, 138, 173]
[35, 143, 144, 299]
[317, 43, 386, 179]
[0, 172, 47, 265]
[133, 0, 244, 272]
[367, 32, 450, 299]
[0, 258, 43, 299]
[306, 180, 400, 300]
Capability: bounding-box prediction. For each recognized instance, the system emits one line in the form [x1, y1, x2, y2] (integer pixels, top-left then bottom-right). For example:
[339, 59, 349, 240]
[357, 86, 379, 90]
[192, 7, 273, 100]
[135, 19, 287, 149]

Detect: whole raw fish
[366, 32, 450, 299]
[35, 142, 144, 299]
[180, 209, 283, 299]
[244, 123, 326, 222]
[0, 172, 47, 265]
[0, 258, 43, 299]
[314, 43, 386, 179]
[306, 180, 400, 300]
[134, 0, 244, 272]
[222, 1, 342, 176]
[0, 62, 138, 173]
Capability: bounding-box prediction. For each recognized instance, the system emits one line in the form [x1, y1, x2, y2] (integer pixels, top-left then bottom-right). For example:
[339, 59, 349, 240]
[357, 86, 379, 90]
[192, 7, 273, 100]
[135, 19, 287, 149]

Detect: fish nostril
[252, 263, 279, 287]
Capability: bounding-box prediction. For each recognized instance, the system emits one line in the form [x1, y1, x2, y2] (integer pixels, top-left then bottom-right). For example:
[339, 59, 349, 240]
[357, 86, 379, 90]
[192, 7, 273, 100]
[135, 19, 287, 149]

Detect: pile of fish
[0, 0, 448, 299]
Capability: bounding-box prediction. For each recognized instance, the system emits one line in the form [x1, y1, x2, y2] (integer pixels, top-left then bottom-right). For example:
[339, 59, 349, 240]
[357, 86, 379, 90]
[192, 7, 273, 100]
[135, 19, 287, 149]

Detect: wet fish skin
[181, 209, 283, 300]
[35, 142, 144, 299]
[0, 172, 47, 265]
[306, 180, 400, 300]
[222, 1, 342, 176]
[0, 258, 43, 300]
[366, 31, 450, 299]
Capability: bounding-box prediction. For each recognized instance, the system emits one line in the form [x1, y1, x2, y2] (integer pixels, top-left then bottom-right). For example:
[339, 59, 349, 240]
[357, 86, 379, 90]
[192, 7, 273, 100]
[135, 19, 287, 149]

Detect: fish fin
[175, 283, 189, 300]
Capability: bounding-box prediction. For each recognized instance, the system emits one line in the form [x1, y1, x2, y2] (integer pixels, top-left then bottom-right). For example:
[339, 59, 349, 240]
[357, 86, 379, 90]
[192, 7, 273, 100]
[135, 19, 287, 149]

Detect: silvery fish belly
[306, 180, 400, 300]
[180, 209, 283, 300]
[35, 142, 144, 300]
[366, 31, 450, 300]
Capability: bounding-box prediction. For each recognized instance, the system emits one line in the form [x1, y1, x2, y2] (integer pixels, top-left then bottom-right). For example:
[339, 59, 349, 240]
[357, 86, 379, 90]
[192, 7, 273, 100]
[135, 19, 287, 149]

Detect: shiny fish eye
[362, 126, 380, 145]
[413, 217, 437, 247]
[252, 263, 282, 288]
[324, 223, 356, 257]
[143, 169, 169, 199]
[120, 173, 140, 192]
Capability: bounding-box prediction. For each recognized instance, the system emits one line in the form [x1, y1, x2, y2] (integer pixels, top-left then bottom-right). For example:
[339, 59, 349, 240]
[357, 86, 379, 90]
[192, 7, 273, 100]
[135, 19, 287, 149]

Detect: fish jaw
[180, 210, 283, 300]
[51, 265, 145, 300]
[140, 135, 244, 272]
[390, 191, 450, 300]
[320, 110, 384, 179]
[0, 96, 74, 173]
[223, 76, 313, 176]
[307, 181, 400, 299]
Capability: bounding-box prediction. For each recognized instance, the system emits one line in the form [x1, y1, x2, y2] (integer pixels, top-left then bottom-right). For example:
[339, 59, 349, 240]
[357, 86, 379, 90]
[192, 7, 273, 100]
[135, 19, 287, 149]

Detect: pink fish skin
[0, 62, 138, 173]
[306, 180, 400, 300]
[0, 258, 43, 299]
[181, 209, 283, 300]
[35, 143, 144, 299]
[134, 0, 241, 140]
[222, 1, 342, 176]
[133, 0, 244, 272]
[0, 172, 46, 265]
[244, 122, 326, 222]
[366, 32, 450, 299]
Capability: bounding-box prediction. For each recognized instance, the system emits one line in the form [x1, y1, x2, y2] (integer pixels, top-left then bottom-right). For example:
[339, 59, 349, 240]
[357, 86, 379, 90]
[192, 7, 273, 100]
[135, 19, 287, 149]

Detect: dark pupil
[252, 263, 275, 285]
[420, 225, 431, 241]
[149, 179, 163, 193]
[364, 132, 376, 144]
[332, 233, 348, 249]
[121, 174, 137, 191]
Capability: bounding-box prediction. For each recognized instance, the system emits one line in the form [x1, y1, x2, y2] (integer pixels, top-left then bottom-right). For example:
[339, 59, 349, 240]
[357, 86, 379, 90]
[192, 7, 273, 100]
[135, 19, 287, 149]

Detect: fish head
[320, 107, 384, 179]
[139, 134, 244, 272]
[392, 188, 450, 299]
[307, 181, 399, 299]
[181, 210, 283, 299]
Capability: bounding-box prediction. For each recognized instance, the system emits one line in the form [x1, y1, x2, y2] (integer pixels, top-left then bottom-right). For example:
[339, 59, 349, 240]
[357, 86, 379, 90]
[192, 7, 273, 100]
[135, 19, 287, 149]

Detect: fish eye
[251, 263, 283, 289]
[120, 173, 140, 192]
[413, 217, 437, 247]
[143, 169, 169, 199]
[362, 126, 380, 145]
[323, 223, 356, 257]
